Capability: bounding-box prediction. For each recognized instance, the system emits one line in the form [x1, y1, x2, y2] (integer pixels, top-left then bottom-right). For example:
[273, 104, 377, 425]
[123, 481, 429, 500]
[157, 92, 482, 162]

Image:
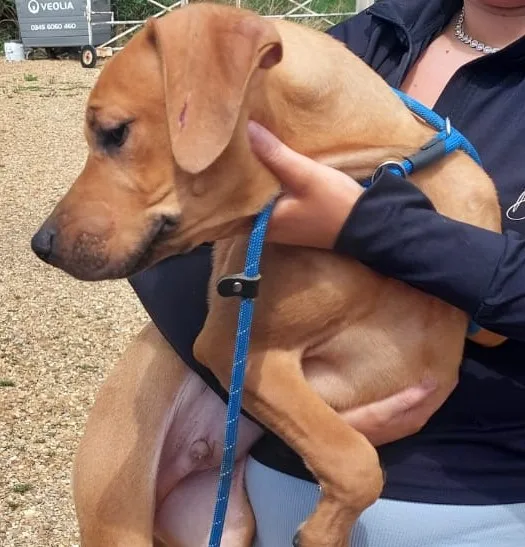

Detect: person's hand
[340, 379, 450, 446]
[247, 121, 364, 249]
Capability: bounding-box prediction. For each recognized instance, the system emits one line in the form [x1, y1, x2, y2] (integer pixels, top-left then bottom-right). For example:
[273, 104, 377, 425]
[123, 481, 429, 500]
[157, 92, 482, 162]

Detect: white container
[4, 41, 25, 62]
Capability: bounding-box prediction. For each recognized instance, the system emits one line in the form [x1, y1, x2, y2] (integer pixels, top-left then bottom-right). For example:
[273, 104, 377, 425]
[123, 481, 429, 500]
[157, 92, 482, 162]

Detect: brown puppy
[31, 4, 504, 546]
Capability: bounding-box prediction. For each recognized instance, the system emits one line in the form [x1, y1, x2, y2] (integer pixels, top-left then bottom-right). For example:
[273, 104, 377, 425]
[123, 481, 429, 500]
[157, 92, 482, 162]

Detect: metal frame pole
[86, 0, 93, 46]
[356, 0, 375, 12]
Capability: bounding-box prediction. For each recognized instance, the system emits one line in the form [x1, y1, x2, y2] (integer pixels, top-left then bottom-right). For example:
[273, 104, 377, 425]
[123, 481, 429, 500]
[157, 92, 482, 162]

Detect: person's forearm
[334, 169, 525, 340]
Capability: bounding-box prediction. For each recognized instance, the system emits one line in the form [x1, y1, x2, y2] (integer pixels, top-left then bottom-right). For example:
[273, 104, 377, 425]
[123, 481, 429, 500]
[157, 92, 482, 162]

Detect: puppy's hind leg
[73, 322, 189, 547]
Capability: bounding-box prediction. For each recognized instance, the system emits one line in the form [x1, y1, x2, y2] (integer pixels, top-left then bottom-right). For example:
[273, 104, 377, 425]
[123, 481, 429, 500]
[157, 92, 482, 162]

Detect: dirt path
[1, 58, 149, 546]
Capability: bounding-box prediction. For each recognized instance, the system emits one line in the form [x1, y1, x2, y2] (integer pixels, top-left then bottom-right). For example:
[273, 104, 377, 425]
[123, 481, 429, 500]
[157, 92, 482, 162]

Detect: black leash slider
[217, 273, 261, 299]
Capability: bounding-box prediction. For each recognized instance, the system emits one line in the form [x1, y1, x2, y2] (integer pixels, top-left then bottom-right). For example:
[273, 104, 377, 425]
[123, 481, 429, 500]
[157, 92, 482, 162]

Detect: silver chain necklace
[454, 6, 500, 54]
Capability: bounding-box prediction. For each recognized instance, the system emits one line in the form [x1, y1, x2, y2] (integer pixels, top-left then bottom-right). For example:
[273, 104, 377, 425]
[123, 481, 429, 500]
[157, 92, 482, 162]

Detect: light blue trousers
[245, 457, 525, 547]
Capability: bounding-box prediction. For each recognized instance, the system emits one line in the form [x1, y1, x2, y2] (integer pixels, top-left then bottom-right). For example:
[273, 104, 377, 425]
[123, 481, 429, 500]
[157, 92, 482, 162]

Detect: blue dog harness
[206, 88, 483, 547]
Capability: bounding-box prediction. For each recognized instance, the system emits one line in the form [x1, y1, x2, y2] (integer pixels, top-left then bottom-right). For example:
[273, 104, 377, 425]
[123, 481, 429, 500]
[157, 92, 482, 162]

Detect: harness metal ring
[370, 160, 408, 185]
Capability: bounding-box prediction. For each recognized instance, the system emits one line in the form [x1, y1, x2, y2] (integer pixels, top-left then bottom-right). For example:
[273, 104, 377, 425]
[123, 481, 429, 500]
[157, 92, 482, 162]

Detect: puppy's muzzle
[31, 213, 181, 280]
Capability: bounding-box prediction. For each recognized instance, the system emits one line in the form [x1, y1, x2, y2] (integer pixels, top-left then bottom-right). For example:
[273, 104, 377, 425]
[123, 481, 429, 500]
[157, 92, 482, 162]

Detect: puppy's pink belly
[155, 371, 262, 545]
[156, 459, 254, 547]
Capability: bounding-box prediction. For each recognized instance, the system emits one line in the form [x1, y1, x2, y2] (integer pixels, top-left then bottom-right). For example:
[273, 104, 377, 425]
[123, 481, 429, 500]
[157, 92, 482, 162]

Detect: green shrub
[0, 0, 19, 49]
[113, 0, 355, 29]
[113, 0, 159, 21]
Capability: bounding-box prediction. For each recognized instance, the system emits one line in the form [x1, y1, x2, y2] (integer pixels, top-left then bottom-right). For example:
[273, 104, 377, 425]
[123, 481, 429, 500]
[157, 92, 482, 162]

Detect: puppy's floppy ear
[147, 5, 283, 174]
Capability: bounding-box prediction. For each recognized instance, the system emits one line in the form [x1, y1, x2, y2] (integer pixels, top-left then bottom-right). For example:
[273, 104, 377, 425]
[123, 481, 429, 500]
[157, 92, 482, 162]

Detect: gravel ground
[0, 58, 149, 546]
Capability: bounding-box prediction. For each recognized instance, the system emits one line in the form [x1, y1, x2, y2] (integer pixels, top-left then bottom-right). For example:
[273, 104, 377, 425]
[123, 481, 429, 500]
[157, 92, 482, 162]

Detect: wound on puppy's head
[179, 97, 189, 129]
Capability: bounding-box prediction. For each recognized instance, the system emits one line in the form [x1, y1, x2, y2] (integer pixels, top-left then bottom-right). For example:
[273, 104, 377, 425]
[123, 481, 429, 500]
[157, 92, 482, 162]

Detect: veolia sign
[27, 0, 75, 15]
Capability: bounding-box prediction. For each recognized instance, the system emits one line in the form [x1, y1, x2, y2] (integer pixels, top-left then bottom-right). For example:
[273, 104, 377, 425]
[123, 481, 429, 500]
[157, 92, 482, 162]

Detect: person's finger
[341, 381, 440, 446]
[385, 380, 438, 418]
[247, 120, 330, 194]
[342, 380, 438, 425]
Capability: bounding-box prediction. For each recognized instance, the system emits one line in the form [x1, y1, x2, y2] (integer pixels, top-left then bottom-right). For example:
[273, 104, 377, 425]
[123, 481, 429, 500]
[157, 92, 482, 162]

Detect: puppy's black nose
[31, 224, 56, 262]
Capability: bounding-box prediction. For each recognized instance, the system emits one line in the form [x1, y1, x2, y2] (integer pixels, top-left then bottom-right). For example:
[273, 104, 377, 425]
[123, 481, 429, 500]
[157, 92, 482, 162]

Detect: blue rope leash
[362, 89, 482, 188]
[207, 87, 484, 547]
[393, 89, 481, 165]
[207, 199, 276, 547]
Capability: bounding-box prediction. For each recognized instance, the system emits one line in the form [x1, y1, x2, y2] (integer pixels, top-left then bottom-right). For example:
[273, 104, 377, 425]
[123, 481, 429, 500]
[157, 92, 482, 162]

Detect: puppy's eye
[100, 123, 130, 150]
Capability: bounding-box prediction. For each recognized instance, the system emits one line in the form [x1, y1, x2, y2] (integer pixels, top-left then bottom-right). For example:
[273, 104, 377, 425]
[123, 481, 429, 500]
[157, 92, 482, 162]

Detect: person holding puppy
[131, 0, 525, 544]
